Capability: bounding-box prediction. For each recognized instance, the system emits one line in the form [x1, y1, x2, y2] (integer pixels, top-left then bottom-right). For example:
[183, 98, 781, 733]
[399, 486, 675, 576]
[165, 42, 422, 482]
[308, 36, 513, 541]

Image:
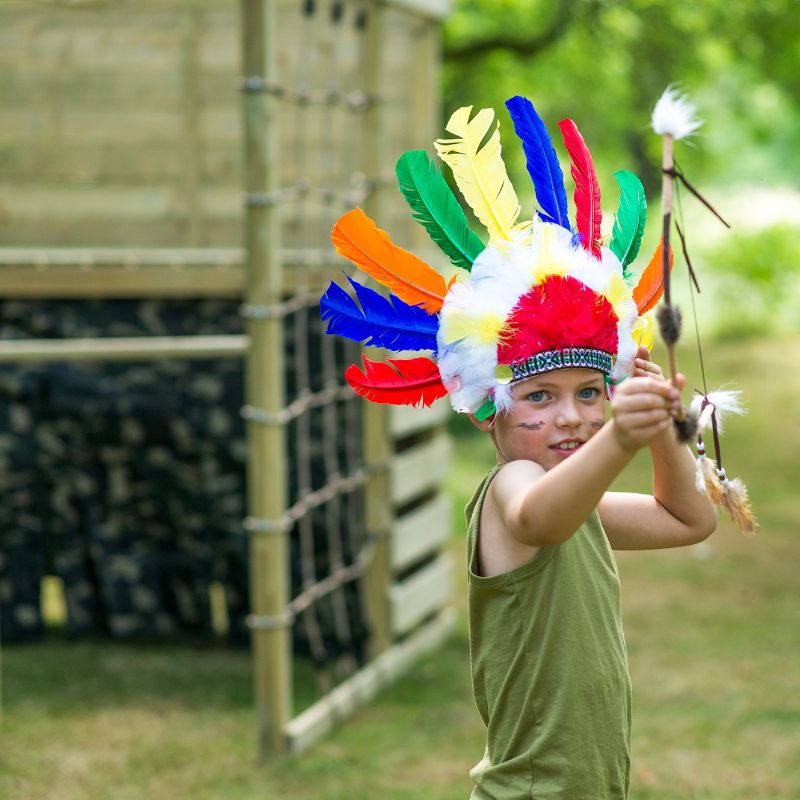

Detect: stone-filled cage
[0, 0, 454, 753]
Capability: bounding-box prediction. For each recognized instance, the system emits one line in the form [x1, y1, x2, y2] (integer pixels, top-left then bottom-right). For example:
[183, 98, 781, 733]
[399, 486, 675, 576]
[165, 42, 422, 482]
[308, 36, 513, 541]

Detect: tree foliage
[443, 0, 800, 195]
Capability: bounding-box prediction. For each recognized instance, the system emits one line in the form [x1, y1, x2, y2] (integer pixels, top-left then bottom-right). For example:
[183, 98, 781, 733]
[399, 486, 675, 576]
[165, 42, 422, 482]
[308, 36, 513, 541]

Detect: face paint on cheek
[590, 419, 604, 430]
[516, 421, 544, 431]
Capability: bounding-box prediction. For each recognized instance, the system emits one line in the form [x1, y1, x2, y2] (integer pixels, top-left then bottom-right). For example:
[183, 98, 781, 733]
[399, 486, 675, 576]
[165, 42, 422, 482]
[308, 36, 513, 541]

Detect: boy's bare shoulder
[477, 460, 545, 577]
[489, 459, 546, 515]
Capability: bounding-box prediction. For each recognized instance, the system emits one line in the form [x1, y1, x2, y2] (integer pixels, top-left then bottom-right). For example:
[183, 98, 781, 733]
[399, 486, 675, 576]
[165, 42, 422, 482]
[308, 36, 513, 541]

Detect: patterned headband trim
[506, 348, 614, 383]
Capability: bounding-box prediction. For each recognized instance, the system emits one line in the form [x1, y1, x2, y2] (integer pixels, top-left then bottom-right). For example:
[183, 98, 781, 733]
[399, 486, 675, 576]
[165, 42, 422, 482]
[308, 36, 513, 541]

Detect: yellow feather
[528, 224, 568, 283]
[440, 309, 505, 346]
[632, 310, 655, 351]
[604, 273, 629, 313]
[435, 106, 520, 244]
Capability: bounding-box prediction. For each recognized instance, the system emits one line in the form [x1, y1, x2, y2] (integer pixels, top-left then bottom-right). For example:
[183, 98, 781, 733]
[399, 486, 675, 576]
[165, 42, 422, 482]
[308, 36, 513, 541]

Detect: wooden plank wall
[0, 0, 445, 274]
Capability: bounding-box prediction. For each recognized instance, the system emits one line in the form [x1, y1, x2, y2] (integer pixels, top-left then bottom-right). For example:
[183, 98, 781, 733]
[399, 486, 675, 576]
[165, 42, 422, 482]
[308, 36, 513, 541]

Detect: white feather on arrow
[652, 86, 703, 140]
[690, 389, 746, 433]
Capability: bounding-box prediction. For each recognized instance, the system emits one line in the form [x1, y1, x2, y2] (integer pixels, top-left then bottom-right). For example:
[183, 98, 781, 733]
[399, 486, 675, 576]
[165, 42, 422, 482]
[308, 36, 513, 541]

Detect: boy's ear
[467, 413, 495, 433]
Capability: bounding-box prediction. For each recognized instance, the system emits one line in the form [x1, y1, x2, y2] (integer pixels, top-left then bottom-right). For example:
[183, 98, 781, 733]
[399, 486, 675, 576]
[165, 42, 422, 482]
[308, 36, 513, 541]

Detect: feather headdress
[322, 97, 672, 413]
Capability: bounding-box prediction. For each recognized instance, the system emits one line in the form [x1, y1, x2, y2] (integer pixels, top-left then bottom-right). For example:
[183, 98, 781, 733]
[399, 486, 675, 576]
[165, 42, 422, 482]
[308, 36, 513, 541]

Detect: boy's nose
[556, 400, 582, 428]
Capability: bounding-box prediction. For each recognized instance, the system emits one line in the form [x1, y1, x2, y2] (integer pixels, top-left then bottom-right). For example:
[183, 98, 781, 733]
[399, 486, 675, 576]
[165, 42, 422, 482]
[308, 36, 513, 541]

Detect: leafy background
[443, 0, 800, 339]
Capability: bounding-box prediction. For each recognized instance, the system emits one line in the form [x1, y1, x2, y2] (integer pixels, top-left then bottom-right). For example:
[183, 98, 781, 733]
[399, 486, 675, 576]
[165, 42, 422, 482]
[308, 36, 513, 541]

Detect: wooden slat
[0, 335, 247, 364]
[390, 492, 451, 572]
[389, 553, 452, 636]
[0, 249, 242, 298]
[389, 397, 449, 438]
[285, 607, 456, 753]
[0, 247, 345, 297]
[389, 433, 450, 506]
[384, 0, 452, 21]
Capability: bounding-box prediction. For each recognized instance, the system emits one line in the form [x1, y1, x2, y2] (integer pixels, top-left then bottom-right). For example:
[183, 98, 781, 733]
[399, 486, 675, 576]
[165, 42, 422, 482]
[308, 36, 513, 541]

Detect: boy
[465, 349, 715, 799]
[322, 96, 717, 798]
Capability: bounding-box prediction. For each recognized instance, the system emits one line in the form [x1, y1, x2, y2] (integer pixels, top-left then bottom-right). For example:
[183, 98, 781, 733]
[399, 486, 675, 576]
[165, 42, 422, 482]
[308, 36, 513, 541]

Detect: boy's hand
[632, 345, 666, 381]
[611, 349, 683, 451]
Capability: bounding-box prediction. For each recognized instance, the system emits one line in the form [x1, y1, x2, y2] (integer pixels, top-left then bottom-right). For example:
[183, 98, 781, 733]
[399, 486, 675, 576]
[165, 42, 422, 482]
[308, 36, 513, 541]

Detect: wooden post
[180, 7, 204, 246]
[240, 0, 291, 756]
[360, 1, 393, 660]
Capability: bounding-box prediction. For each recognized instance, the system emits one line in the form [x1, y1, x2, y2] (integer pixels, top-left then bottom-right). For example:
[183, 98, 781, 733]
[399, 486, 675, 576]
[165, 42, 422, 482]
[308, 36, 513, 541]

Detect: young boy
[322, 96, 717, 798]
[465, 349, 716, 799]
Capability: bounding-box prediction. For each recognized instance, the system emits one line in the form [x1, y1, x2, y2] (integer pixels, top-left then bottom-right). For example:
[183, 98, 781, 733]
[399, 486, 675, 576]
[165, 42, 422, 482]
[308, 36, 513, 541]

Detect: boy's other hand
[610, 373, 682, 452]
[632, 345, 666, 381]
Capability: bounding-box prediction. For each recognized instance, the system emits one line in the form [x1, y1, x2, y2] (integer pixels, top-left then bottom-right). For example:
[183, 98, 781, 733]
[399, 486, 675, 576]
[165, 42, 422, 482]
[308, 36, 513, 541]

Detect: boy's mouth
[550, 438, 584, 455]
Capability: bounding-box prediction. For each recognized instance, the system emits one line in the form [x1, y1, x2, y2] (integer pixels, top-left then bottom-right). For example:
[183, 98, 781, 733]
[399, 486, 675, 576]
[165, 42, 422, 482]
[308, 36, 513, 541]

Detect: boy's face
[475, 368, 606, 470]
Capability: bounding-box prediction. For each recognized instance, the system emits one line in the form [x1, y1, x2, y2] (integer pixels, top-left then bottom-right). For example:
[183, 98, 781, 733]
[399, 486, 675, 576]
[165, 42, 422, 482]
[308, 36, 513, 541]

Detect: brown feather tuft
[721, 477, 759, 535]
[697, 456, 723, 503]
[657, 304, 682, 345]
[673, 406, 699, 443]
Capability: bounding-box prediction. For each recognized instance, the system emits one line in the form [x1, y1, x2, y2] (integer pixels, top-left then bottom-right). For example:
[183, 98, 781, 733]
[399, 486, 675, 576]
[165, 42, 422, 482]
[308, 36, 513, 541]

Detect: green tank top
[466, 465, 632, 799]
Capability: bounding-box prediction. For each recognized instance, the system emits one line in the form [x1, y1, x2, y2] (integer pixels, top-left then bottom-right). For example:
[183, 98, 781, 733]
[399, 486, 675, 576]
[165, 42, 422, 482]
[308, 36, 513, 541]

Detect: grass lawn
[2, 336, 799, 799]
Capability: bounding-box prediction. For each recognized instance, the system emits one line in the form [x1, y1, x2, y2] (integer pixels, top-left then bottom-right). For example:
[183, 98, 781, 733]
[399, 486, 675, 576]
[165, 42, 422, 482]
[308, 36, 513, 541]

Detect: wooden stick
[660, 132, 687, 423]
[661, 134, 674, 306]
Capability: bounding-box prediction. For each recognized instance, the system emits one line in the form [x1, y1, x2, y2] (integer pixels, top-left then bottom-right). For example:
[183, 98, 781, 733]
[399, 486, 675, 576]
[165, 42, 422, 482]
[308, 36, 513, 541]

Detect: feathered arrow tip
[651, 86, 702, 140]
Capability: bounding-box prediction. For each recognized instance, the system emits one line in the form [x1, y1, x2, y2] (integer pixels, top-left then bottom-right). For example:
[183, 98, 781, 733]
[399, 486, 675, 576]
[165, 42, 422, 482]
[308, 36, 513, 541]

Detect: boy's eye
[578, 387, 600, 400]
[527, 391, 547, 402]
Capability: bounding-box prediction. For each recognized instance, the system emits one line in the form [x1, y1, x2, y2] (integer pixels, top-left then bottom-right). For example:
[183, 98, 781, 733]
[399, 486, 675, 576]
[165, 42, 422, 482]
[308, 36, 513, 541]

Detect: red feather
[633, 239, 674, 314]
[345, 355, 447, 407]
[497, 276, 618, 364]
[557, 118, 602, 259]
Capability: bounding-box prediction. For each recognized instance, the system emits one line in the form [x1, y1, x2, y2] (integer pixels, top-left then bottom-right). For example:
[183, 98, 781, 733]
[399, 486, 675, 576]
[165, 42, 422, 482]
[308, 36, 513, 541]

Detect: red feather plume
[345, 355, 447, 407]
[633, 239, 674, 315]
[557, 118, 602, 260]
[497, 276, 619, 364]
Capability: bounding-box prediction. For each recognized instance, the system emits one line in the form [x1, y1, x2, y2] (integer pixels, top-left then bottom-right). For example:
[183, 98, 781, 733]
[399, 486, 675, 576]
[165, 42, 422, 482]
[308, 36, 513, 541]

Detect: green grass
[2, 336, 799, 799]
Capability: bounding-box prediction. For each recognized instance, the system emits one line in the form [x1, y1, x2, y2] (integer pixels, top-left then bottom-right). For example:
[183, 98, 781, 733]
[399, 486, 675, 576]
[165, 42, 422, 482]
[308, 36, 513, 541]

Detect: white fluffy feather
[689, 389, 745, 433]
[651, 86, 702, 140]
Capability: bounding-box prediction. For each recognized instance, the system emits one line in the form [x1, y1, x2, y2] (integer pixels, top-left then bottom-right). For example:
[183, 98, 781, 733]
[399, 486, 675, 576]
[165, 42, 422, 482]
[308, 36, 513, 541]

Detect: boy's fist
[611, 353, 683, 451]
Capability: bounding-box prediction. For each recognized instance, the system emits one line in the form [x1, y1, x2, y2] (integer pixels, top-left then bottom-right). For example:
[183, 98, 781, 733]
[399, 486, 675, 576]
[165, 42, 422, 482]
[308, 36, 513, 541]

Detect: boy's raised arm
[598, 355, 718, 549]
[494, 376, 681, 548]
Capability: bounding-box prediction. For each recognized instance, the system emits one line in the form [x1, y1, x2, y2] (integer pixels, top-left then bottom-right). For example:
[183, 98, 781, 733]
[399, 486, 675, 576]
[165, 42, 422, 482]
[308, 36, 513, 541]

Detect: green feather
[473, 398, 496, 421]
[610, 170, 647, 284]
[396, 150, 484, 271]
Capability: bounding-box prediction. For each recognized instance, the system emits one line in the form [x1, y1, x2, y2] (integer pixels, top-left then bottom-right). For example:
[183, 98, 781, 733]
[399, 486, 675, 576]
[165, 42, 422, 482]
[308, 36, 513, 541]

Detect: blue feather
[505, 96, 570, 230]
[320, 276, 439, 353]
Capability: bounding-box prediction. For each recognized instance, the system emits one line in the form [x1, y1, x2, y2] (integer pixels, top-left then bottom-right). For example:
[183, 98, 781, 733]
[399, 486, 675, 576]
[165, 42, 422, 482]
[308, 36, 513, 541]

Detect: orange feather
[332, 208, 447, 314]
[633, 239, 674, 315]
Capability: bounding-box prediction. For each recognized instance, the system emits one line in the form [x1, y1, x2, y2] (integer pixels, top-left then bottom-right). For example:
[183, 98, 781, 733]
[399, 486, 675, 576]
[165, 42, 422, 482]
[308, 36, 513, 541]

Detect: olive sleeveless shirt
[466, 465, 632, 799]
